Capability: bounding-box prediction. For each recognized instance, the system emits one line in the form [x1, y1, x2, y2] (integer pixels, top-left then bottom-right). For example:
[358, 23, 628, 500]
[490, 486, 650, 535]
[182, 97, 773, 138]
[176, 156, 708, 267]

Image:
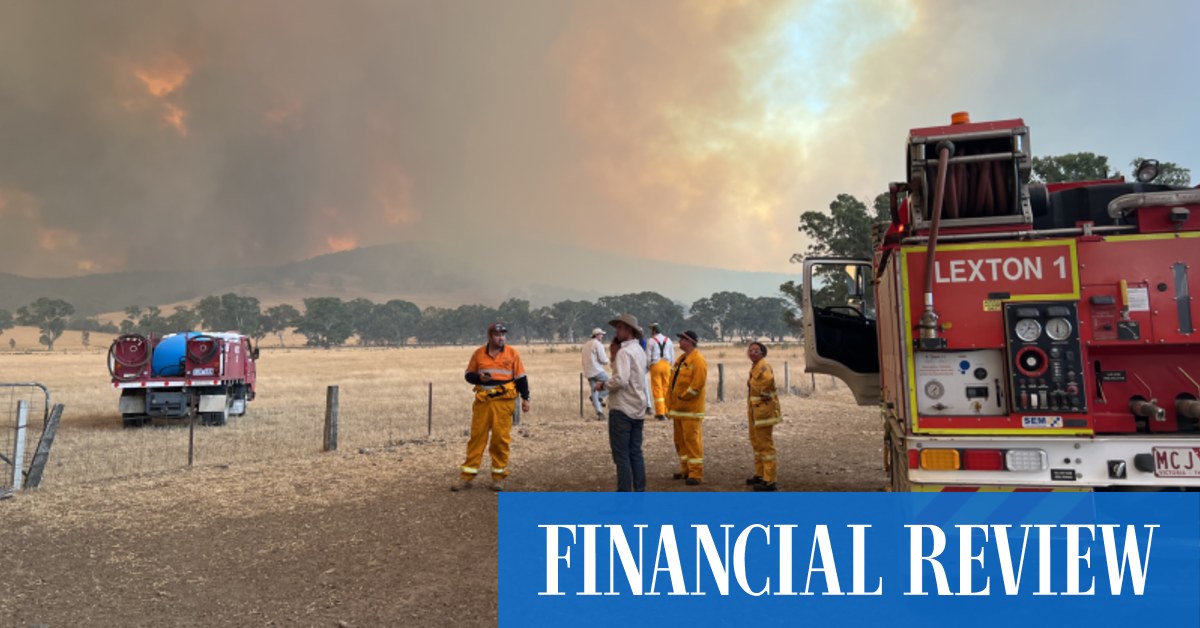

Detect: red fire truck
[108, 332, 258, 427]
[803, 113, 1200, 491]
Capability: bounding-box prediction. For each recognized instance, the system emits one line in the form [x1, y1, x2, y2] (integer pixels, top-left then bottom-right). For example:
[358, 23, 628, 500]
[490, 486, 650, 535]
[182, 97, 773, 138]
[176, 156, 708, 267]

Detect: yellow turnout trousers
[649, 359, 670, 415]
[672, 418, 704, 480]
[748, 418, 777, 483]
[459, 385, 516, 481]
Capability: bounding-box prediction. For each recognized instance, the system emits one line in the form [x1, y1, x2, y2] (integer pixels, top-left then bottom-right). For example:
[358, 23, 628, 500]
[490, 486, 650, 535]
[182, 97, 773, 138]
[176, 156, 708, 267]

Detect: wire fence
[6, 358, 840, 489]
[1, 383, 51, 492]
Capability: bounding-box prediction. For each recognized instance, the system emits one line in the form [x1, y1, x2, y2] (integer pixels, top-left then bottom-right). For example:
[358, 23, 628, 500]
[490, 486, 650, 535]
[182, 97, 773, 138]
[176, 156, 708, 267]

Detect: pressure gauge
[1014, 318, 1043, 342]
[1045, 317, 1073, 341]
[924, 380, 945, 399]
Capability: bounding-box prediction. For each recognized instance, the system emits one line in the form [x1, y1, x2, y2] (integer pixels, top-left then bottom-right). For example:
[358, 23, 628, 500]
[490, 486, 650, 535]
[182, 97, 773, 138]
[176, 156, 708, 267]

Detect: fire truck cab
[803, 113, 1200, 491]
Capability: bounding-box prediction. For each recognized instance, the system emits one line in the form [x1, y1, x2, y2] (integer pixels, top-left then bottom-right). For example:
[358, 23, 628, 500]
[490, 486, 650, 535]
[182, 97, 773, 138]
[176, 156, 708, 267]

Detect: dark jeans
[608, 410, 646, 492]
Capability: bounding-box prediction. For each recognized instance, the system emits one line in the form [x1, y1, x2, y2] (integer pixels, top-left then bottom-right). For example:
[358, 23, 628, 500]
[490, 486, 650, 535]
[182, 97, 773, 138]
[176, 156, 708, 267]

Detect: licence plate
[192, 367, 215, 376]
[1152, 447, 1200, 477]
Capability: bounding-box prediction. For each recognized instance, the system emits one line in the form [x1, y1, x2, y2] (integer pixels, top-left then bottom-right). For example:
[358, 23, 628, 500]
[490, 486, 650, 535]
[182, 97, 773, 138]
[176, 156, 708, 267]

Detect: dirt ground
[1, 350, 883, 627]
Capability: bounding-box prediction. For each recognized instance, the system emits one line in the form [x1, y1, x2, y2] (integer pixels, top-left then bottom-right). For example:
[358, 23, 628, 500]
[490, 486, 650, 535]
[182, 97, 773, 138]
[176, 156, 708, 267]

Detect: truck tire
[202, 409, 228, 426]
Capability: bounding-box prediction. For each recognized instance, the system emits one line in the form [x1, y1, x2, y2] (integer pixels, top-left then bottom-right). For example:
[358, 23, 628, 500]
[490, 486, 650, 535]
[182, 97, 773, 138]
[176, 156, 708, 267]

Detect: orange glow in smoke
[76, 260, 99, 272]
[130, 55, 191, 136]
[133, 56, 191, 98]
[325, 234, 358, 253]
[162, 103, 188, 136]
[37, 227, 80, 252]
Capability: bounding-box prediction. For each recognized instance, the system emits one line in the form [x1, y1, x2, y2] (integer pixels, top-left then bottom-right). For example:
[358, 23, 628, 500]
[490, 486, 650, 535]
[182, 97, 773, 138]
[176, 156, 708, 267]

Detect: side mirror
[251, 346, 261, 360]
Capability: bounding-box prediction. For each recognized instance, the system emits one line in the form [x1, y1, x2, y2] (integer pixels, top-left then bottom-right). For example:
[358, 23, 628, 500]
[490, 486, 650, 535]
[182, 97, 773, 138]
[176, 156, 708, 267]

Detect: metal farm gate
[1, 383, 62, 495]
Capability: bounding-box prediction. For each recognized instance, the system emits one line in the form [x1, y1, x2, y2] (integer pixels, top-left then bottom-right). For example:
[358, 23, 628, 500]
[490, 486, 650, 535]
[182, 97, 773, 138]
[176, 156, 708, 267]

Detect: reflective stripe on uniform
[461, 466, 479, 474]
[761, 455, 777, 462]
[654, 397, 665, 403]
[668, 410, 705, 419]
[492, 467, 505, 474]
[754, 416, 782, 427]
[683, 388, 699, 398]
[687, 458, 704, 464]
[480, 368, 513, 377]
[749, 394, 775, 402]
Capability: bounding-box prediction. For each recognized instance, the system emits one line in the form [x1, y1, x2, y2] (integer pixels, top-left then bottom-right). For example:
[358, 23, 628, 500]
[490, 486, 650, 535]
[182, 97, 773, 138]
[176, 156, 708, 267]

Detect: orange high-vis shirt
[466, 344, 527, 383]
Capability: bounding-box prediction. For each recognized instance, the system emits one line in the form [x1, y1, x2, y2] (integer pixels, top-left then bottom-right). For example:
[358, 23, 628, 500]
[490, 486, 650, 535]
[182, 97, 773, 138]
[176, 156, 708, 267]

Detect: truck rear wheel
[201, 409, 228, 426]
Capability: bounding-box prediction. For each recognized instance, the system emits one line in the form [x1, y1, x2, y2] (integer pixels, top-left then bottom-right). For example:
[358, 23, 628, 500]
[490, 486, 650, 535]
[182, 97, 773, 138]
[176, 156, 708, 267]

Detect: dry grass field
[1, 329, 883, 626]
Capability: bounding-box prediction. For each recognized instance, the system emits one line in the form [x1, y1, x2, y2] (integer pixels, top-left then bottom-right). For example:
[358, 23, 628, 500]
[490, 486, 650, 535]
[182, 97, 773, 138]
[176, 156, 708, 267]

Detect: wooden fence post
[579, 372, 584, 418]
[427, 382, 433, 438]
[323, 385, 339, 452]
[717, 364, 725, 402]
[784, 361, 790, 395]
[187, 413, 196, 467]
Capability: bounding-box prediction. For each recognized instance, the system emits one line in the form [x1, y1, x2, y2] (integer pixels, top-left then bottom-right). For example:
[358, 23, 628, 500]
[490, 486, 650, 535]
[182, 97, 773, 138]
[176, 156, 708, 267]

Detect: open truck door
[802, 257, 881, 406]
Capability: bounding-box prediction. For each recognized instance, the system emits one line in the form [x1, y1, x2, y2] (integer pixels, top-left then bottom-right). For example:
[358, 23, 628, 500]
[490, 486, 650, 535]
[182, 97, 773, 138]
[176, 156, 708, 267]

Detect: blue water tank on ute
[151, 332, 202, 377]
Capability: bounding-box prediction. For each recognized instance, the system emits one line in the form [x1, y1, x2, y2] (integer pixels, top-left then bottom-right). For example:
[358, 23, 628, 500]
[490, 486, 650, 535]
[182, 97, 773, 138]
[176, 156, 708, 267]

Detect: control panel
[1003, 301, 1087, 413]
[914, 350, 1007, 416]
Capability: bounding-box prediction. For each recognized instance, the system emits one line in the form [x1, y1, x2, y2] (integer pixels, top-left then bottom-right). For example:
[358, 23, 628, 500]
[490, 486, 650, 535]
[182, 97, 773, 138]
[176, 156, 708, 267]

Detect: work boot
[595, 411, 605, 420]
[655, 414, 665, 421]
[491, 478, 506, 492]
[746, 476, 764, 486]
[685, 478, 702, 486]
[450, 479, 473, 492]
[672, 472, 686, 480]
[753, 482, 777, 492]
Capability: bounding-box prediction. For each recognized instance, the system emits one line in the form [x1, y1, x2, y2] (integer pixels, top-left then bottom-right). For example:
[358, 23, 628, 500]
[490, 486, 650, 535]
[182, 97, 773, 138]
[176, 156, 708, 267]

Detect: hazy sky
[0, 0, 1196, 278]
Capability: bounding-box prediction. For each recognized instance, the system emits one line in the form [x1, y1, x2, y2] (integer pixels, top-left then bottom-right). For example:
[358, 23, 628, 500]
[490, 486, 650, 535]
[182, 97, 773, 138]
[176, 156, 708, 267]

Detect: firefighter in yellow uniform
[668, 330, 707, 485]
[452, 322, 530, 492]
[745, 341, 781, 491]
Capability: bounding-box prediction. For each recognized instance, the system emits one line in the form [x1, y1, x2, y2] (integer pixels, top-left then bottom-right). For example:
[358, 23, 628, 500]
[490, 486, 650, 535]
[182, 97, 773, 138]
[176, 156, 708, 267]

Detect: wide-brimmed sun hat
[608, 314, 644, 339]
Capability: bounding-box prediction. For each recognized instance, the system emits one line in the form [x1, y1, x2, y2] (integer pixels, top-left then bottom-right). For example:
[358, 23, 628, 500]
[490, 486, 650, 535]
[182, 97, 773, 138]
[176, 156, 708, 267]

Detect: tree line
[0, 290, 797, 350]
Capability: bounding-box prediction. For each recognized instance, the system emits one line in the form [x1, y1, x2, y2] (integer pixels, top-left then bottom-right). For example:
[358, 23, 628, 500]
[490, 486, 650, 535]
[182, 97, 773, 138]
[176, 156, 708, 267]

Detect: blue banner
[499, 493, 1200, 627]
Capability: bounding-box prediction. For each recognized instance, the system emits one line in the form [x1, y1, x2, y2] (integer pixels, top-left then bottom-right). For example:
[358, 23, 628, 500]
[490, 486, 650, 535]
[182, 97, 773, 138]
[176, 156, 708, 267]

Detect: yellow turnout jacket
[747, 359, 782, 427]
[668, 349, 707, 419]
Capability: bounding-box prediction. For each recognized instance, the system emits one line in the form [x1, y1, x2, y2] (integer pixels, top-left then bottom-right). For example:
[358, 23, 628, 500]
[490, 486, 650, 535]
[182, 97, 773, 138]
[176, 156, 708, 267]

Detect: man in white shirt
[595, 313, 649, 492]
[581, 328, 609, 419]
[646, 323, 675, 420]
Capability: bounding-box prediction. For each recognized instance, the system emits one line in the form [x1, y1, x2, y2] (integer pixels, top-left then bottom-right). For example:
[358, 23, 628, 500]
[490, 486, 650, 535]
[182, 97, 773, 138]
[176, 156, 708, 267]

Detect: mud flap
[118, 391, 146, 414]
[199, 394, 227, 413]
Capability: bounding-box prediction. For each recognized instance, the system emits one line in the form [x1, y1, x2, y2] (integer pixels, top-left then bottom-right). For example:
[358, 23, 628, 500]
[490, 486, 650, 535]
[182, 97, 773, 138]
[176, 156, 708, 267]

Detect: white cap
[591, 328, 605, 337]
